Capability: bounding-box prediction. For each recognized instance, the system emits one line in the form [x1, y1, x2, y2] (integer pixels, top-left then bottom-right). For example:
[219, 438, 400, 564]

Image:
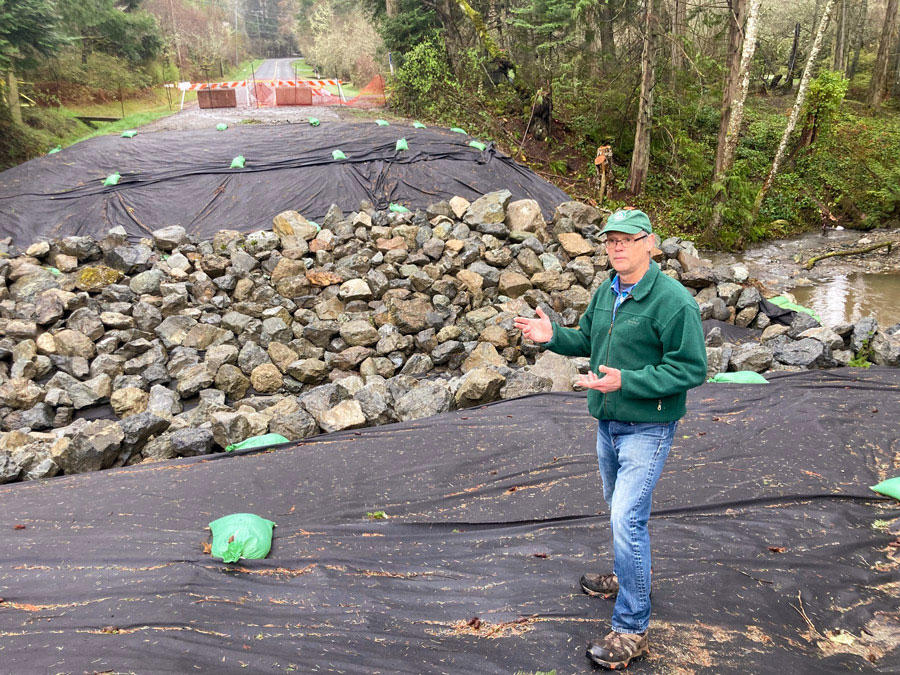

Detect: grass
[44, 58, 262, 149]
[63, 109, 173, 144]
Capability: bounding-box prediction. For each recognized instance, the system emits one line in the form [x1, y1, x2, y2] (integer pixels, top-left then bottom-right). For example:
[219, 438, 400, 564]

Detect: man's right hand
[514, 306, 553, 344]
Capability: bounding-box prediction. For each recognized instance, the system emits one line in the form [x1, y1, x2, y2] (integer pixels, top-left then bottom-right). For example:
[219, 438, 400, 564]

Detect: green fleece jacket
[543, 261, 707, 422]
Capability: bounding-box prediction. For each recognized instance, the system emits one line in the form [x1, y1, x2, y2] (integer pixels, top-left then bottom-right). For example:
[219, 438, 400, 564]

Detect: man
[514, 209, 707, 669]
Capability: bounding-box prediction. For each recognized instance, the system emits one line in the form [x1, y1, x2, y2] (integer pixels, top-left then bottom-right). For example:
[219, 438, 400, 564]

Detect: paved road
[252, 58, 299, 81]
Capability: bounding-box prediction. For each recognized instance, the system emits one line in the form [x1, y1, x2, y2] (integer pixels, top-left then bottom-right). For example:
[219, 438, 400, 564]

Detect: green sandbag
[225, 433, 290, 452]
[209, 513, 276, 563]
[230, 155, 245, 168]
[308, 117, 320, 126]
[450, 127, 467, 134]
[308, 220, 321, 231]
[332, 149, 347, 160]
[412, 121, 426, 129]
[103, 172, 121, 186]
[216, 123, 228, 131]
[121, 130, 137, 138]
[871, 477, 900, 500]
[389, 203, 410, 213]
[395, 138, 408, 151]
[767, 295, 821, 323]
[468, 140, 487, 151]
[709, 372, 768, 384]
[375, 119, 389, 126]
[48, 145, 62, 154]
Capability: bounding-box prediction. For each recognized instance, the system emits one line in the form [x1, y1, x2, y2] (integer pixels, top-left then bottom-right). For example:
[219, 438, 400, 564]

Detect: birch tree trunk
[628, 0, 661, 195]
[868, 0, 899, 107]
[708, 0, 762, 233]
[753, 0, 836, 217]
[713, 0, 750, 179]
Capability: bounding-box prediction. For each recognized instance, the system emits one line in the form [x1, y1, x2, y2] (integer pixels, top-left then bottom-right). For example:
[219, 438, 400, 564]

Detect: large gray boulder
[394, 380, 452, 422]
[269, 409, 318, 440]
[464, 190, 512, 237]
[529, 351, 579, 391]
[170, 428, 215, 457]
[151, 225, 188, 251]
[52, 420, 124, 474]
[119, 412, 170, 460]
[455, 367, 506, 408]
[316, 400, 367, 433]
[774, 338, 826, 367]
[851, 317, 878, 352]
[500, 370, 553, 399]
[729, 343, 773, 373]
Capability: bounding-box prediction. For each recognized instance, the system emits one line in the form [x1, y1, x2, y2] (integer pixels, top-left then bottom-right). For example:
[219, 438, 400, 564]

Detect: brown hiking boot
[586, 629, 649, 669]
[580, 572, 619, 598]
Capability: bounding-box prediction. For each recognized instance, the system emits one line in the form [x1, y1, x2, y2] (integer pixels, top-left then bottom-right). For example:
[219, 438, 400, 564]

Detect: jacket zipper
[603, 292, 632, 417]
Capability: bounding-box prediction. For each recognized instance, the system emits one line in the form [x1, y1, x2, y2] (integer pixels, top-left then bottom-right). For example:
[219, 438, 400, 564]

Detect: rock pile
[1, 190, 898, 484]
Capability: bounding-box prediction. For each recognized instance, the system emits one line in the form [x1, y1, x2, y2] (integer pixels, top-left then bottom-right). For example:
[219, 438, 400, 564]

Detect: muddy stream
[703, 227, 900, 328]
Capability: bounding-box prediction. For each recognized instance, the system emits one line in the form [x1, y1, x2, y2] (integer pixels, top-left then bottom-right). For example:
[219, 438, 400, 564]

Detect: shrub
[389, 34, 459, 118]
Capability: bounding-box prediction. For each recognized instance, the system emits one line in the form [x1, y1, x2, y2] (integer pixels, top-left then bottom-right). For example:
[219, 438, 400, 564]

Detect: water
[703, 229, 900, 328]
[788, 273, 900, 328]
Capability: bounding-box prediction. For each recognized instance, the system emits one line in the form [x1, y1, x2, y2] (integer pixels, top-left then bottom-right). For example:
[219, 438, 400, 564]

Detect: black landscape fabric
[1, 368, 899, 674]
[0, 123, 570, 247]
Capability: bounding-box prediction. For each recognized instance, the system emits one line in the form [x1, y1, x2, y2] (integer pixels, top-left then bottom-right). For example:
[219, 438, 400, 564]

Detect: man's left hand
[576, 365, 622, 393]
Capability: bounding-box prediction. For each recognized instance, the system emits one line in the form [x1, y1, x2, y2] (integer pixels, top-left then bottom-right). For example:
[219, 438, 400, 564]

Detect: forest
[2, 0, 900, 248]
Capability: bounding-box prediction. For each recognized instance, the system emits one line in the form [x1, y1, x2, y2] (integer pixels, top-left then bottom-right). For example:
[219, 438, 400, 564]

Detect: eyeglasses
[605, 234, 648, 249]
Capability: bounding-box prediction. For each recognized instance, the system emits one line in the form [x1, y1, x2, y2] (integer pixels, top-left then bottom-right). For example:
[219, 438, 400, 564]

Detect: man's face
[605, 231, 653, 277]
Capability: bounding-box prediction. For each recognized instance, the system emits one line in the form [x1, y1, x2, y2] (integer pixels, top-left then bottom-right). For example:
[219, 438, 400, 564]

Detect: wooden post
[6, 68, 22, 124]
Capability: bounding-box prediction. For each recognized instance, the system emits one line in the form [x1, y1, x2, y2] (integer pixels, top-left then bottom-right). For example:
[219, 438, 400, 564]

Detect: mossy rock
[75, 265, 123, 292]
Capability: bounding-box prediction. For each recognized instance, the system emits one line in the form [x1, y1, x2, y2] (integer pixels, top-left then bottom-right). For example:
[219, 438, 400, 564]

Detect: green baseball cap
[600, 209, 653, 236]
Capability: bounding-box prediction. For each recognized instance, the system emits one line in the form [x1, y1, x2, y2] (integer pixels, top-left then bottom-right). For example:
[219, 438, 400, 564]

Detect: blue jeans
[596, 419, 677, 634]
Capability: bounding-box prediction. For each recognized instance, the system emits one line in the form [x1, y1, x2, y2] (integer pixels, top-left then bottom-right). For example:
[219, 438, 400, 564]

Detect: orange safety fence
[242, 75, 386, 109]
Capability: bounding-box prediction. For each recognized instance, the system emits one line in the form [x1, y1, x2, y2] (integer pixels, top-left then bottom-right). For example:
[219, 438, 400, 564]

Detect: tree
[364, 0, 440, 57]
[782, 21, 800, 92]
[670, 0, 686, 73]
[627, 0, 661, 195]
[574, 0, 618, 60]
[713, 0, 751, 180]
[847, 0, 868, 80]
[709, 0, 762, 233]
[0, 0, 62, 122]
[832, 0, 846, 72]
[59, 0, 161, 65]
[867, 0, 899, 108]
[754, 0, 836, 216]
[509, 0, 577, 82]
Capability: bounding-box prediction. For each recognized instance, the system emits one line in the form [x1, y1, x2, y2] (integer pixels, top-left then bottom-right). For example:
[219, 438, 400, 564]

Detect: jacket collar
[606, 260, 660, 301]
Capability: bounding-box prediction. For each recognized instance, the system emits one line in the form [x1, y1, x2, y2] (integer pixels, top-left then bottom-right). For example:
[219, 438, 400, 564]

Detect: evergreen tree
[0, 0, 63, 71]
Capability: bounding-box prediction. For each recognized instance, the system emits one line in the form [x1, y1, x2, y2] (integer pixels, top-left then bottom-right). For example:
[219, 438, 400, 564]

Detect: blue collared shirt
[610, 274, 639, 320]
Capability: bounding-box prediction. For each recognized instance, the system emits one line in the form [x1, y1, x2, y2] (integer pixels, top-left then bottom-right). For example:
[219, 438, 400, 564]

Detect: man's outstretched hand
[514, 306, 553, 344]
[576, 365, 622, 393]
